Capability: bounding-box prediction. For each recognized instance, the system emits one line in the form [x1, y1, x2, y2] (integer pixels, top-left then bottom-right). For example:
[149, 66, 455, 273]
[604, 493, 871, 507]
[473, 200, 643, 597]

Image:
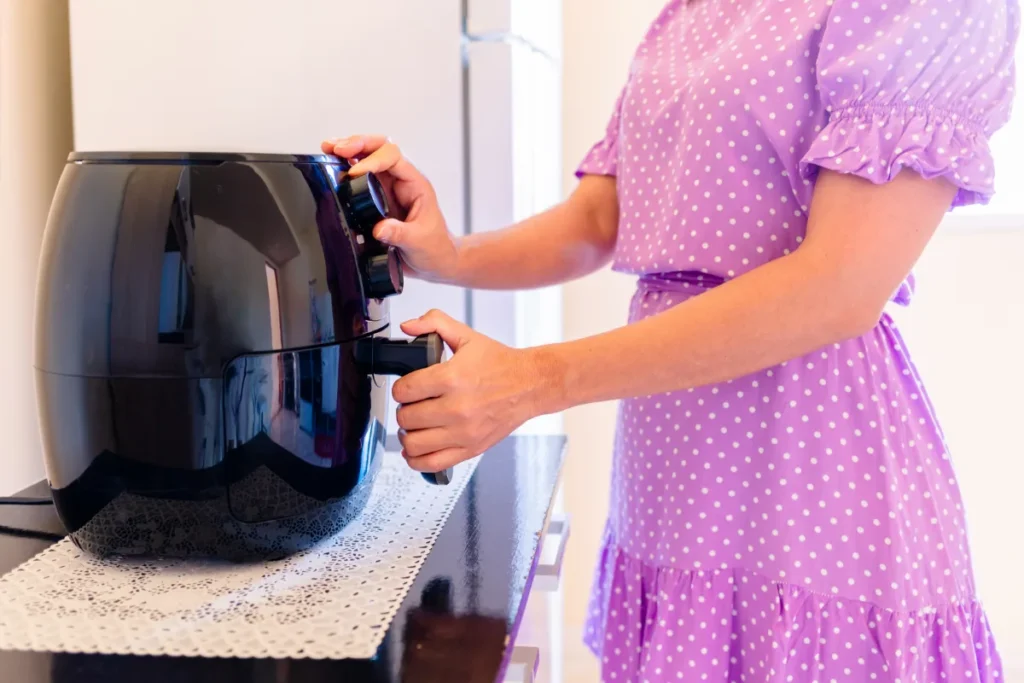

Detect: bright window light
[957, 40, 1024, 217]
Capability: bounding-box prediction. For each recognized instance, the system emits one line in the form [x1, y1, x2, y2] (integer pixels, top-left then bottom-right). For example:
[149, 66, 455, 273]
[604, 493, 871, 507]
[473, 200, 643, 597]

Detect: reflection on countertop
[0, 435, 566, 683]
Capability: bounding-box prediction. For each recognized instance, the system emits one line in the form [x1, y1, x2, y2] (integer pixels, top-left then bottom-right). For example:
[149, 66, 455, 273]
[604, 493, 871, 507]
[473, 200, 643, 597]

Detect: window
[265, 263, 283, 350]
[157, 212, 193, 344]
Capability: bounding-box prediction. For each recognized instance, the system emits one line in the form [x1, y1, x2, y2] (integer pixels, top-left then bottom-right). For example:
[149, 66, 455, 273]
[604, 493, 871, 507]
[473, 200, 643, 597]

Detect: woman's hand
[321, 135, 460, 283]
[391, 310, 555, 474]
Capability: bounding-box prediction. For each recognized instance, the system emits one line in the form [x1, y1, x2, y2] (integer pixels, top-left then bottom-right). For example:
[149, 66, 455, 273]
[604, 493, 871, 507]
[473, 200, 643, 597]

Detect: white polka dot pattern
[576, 1, 1018, 681]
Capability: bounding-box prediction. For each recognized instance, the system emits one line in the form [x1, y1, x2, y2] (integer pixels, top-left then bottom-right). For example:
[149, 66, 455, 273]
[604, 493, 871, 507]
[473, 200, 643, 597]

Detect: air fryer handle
[354, 333, 453, 486]
[370, 333, 444, 377]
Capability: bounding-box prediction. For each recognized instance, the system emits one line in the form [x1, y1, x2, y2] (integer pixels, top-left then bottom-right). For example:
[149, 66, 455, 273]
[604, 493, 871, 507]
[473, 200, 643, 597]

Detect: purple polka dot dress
[575, 1, 1019, 681]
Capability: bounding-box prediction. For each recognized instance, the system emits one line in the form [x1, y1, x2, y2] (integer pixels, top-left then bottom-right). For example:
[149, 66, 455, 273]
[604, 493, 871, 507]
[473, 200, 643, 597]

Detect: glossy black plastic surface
[340, 173, 390, 227]
[67, 151, 340, 164]
[364, 249, 405, 298]
[34, 153, 427, 559]
[0, 436, 568, 683]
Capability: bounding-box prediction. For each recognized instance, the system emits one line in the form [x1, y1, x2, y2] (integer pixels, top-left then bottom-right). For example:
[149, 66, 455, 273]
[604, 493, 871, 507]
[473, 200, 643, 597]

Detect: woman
[325, 0, 1018, 679]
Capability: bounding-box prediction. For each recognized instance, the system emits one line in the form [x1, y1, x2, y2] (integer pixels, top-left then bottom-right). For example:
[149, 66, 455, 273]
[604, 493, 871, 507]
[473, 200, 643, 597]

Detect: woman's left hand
[393, 310, 552, 474]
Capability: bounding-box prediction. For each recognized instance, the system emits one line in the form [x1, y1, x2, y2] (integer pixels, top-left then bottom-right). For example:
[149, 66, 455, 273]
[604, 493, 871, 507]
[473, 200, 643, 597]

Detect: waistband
[637, 271, 725, 294]
[637, 271, 913, 306]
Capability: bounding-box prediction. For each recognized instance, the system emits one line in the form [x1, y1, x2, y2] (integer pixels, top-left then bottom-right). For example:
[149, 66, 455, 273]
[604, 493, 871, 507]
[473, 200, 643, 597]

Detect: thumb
[400, 309, 473, 352]
[372, 218, 417, 248]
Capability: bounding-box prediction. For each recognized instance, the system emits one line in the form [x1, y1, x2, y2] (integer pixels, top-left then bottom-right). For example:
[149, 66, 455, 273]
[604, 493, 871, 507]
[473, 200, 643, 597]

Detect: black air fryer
[34, 152, 451, 560]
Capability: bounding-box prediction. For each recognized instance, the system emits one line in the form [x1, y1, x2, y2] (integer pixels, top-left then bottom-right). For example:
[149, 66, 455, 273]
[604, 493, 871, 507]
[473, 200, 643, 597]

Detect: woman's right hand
[321, 135, 460, 283]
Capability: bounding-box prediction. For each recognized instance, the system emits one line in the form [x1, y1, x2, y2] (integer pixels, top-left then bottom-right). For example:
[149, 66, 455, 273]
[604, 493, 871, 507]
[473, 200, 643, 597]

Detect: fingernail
[374, 224, 392, 241]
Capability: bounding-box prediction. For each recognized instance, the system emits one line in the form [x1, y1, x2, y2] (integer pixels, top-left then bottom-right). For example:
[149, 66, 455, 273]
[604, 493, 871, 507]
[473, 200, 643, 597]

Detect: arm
[534, 169, 955, 410]
[447, 175, 619, 290]
[393, 169, 956, 471]
[322, 135, 619, 291]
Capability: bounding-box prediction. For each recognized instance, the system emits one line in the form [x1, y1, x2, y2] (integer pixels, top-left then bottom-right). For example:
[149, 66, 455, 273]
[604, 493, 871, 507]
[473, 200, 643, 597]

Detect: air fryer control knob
[365, 248, 405, 298]
[340, 173, 390, 229]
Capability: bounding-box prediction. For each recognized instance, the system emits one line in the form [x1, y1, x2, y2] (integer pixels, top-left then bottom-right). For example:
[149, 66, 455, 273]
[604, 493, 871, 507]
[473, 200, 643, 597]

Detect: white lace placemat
[0, 453, 477, 659]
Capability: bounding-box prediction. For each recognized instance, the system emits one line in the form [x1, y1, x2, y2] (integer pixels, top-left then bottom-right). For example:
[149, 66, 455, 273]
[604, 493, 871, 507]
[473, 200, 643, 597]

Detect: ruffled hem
[575, 136, 619, 179]
[799, 105, 997, 209]
[585, 535, 1003, 682]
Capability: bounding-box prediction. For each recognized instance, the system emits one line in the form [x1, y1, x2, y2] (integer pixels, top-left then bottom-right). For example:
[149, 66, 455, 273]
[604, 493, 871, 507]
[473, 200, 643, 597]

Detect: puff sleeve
[799, 0, 1020, 208]
[576, 86, 627, 178]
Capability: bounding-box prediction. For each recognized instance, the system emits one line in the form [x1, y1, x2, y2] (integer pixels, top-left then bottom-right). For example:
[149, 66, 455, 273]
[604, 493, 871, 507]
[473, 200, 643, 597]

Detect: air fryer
[33, 152, 451, 560]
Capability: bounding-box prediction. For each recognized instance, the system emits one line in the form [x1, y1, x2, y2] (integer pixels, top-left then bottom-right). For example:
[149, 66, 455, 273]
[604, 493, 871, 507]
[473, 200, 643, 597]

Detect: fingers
[321, 135, 424, 183]
[321, 134, 389, 157]
[393, 362, 451, 404]
[392, 310, 472, 403]
[395, 401, 471, 474]
[388, 307, 488, 477]
[372, 218, 405, 245]
[347, 141, 402, 176]
[397, 427, 459, 458]
[399, 309, 473, 351]
[401, 447, 471, 474]
[396, 398, 456, 431]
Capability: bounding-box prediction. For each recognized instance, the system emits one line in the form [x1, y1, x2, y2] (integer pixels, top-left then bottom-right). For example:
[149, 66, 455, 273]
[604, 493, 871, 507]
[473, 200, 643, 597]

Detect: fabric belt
[636, 271, 725, 295]
[637, 270, 913, 306]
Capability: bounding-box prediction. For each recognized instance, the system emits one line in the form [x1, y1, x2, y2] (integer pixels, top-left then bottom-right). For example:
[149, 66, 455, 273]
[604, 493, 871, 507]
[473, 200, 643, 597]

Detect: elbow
[822, 289, 890, 341]
[794, 249, 896, 342]
[588, 234, 618, 268]
[574, 176, 620, 255]
[843, 303, 886, 339]
[581, 207, 619, 262]
[809, 269, 892, 342]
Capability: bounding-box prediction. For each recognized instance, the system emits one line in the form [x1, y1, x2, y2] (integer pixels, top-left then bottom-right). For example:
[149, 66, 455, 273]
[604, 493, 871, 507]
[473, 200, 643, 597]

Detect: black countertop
[0, 435, 566, 683]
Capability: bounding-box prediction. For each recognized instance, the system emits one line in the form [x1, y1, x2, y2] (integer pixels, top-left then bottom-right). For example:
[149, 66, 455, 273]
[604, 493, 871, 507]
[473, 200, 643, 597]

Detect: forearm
[388, 171, 954, 468]
[532, 251, 877, 412]
[529, 169, 955, 412]
[445, 176, 619, 290]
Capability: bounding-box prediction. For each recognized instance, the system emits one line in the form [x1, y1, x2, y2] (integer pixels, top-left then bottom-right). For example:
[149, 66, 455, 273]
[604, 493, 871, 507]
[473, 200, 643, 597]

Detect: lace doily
[0, 453, 477, 659]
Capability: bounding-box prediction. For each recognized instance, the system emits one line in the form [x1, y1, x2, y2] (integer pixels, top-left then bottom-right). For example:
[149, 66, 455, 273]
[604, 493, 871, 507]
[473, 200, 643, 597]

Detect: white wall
[68, 0, 469, 349]
[560, 1, 1024, 679]
[559, 2, 666, 680]
[0, 0, 74, 493]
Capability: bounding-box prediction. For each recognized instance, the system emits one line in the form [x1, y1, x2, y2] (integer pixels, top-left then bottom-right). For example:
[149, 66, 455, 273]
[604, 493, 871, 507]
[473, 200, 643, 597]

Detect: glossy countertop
[0, 435, 566, 683]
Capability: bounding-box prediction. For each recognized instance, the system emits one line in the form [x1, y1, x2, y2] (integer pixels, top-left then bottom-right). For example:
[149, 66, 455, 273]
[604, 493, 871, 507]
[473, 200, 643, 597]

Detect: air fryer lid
[68, 151, 341, 164]
[35, 155, 404, 381]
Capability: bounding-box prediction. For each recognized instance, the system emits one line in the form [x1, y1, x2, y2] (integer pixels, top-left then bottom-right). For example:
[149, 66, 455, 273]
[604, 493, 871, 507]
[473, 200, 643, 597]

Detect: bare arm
[392, 169, 957, 471]
[448, 175, 619, 289]
[322, 136, 619, 291]
[533, 169, 955, 410]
